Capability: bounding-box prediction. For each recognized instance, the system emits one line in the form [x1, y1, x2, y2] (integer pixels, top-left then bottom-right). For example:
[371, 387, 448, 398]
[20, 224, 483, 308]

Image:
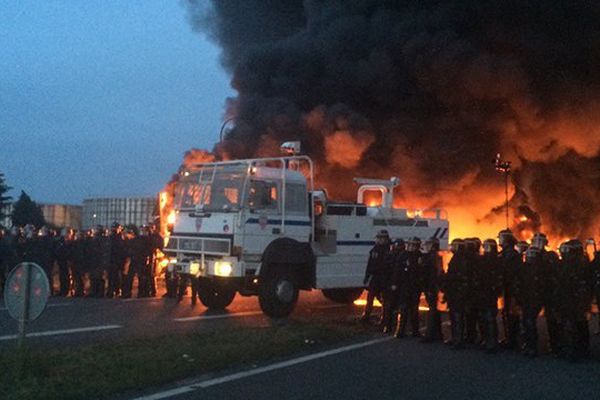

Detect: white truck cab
[163, 144, 449, 317]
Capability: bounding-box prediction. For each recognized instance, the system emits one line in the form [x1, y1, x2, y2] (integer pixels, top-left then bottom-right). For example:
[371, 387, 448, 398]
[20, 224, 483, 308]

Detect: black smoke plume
[186, 0, 600, 240]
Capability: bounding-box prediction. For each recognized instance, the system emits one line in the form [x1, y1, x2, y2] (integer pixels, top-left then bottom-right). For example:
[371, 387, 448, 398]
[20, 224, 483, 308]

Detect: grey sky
[0, 1, 233, 204]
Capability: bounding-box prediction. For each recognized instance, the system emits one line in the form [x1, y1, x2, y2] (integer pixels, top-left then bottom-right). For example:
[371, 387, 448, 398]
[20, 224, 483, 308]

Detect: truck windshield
[175, 164, 247, 211]
[174, 173, 202, 210]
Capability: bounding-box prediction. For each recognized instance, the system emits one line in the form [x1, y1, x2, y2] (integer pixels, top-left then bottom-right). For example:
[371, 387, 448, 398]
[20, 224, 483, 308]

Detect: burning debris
[180, 0, 600, 246]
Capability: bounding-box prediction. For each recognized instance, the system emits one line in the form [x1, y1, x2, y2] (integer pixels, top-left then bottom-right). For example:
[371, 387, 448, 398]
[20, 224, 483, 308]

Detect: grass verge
[0, 317, 368, 400]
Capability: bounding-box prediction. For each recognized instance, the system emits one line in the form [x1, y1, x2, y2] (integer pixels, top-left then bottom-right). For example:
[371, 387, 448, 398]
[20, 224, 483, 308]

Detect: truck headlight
[214, 261, 233, 277]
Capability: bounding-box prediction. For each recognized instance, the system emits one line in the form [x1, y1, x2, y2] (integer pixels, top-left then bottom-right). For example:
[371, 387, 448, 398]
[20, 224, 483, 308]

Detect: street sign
[4, 262, 50, 347]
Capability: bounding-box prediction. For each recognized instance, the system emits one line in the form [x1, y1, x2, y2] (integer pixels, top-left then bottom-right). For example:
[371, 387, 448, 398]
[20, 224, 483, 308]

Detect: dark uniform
[32, 231, 55, 294]
[107, 228, 126, 298]
[382, 239, 405, 333]
[0, 230, 11, 295]
[148, 227, 163, 297]
[443, 239, 470, 348]
[123, 230, 151, 298]
[393, 237, 422, 338]
[54, 231, 73, 296]
[361, 230, 391, 323]
[558, 240, 593, 360]
[514, 247, 545, 357]
[420, 238, 443, 341]
[464, 238, 482, 344]
[472, 239, 502, 352]
[590, 249, 600, 335]
[87, 232, 109, 297]
[541, 248, 562, 355]
[71, 233, 87, 297]
[498, 230, 520, 349]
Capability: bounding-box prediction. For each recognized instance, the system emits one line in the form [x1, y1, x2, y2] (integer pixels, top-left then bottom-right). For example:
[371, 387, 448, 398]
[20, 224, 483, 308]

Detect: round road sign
[3, 262, 50, 322]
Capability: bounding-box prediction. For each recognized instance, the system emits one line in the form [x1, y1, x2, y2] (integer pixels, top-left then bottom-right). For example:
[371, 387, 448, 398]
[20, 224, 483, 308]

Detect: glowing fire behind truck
[162, 142, 449, 317]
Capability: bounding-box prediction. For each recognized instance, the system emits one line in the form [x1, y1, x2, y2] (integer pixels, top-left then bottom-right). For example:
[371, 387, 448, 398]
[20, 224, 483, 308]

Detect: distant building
[1, 203, 13, 228]
[40, 204, 82, 230]
[82, 197, 157, 230]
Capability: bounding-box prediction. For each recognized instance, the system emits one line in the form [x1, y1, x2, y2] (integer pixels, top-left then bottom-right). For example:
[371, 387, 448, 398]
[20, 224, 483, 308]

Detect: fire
[362, 190, 382, 207]
[166, 210, 177, 226]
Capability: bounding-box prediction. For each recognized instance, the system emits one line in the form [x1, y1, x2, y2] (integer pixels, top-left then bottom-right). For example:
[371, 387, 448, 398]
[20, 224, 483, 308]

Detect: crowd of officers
[362, 229, 599, 360]
[0, 223, 164, 299]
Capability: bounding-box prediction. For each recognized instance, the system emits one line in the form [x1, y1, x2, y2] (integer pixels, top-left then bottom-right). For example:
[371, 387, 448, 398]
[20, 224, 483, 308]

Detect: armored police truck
[163, 142, 449, 317]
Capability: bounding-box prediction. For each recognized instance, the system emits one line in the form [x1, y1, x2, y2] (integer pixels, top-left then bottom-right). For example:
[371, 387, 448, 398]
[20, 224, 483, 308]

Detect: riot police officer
[107, 223, 126, 298]
[420, 237, 443, 342]
[0, 229, 9, 295]
[515, 247, 545, 357]
[443, 238, 470, 348]
[393, 237, 422, 338]
[532, 232, 562, 356]
[89, 227, 110, 298]
[361, 230, 391, 324]
[54, 228, 74, 296]
[71, 231, 87, 297]
[464, 238, 482, 344]
[147, 224, 163, 297]
[559, 240, 593, 360]
[382, 238, 405, 334]
[34, 226, 55, 294]
[473, 239, 502, 353]
[498, 229, 520, 349]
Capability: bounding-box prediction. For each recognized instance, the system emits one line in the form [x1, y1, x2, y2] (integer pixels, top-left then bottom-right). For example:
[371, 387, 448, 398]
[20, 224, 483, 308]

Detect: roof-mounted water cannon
[280, 141, 301, 156]
[354, 177, 400, 208]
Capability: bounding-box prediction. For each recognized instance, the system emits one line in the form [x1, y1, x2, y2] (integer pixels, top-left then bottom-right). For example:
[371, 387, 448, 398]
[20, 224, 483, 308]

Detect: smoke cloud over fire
[181, 1, 600, 246]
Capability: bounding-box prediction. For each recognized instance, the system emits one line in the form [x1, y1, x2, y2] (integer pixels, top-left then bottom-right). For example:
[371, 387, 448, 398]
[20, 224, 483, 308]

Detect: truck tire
[322, 288, 364, 304]
[198, 283, 236, 310]
[258, 267, 299, 318]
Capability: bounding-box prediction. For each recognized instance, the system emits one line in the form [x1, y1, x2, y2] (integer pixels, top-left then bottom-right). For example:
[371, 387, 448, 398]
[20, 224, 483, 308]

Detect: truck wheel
[258, 267, 299, 318]
[198, 283, 236, 310]
[322, 288, 364, 304]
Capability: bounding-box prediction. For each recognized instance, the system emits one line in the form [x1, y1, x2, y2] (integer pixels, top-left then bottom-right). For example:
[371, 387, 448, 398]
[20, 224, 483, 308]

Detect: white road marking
[130, 387, 195, 400]
[173, 311, 264, 322]
[130, 336, 393, 400]
[0, 325, 122, 341]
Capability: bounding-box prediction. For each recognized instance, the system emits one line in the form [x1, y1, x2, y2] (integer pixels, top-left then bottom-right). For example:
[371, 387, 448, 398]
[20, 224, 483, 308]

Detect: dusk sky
[0, 1, 233, 204]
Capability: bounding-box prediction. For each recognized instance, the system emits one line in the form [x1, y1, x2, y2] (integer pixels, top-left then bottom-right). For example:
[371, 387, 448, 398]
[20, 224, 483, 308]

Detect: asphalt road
[0, 288, 356, 348]
[150, 333, 600, 400]
[4, 289, 600, 400]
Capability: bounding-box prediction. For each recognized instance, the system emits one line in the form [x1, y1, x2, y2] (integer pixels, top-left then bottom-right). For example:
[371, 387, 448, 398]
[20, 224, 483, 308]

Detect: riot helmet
[532, 232, 548, 250]
[498, 229, 516, 249]
[483, 238, 498, 255]
[525, 247, 540, 264]
[407, 236, 421, 252]
[424, 237, 440, 253]
[450, 238, 465, 254]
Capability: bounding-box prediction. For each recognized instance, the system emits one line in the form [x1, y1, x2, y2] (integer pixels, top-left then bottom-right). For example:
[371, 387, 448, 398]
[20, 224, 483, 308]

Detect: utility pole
[494, 153, 512, 230]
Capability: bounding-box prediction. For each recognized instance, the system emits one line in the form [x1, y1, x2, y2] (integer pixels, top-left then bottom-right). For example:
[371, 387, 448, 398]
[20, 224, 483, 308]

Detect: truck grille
[165, 235, 231, 256]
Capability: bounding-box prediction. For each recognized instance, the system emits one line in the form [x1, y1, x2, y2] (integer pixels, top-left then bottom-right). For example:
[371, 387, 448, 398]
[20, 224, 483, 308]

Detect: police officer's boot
[361, 294, 375, 324]
[485, 310, 498, 353]
[502, 314, 519, 350]
[452, 311, 465, 349]
[575, 319, 591, 359]
[424, 309, 442, 342]
[394, 308, 408, 338]
[410, 307, 421, 338]
[383, 311, 398, 334]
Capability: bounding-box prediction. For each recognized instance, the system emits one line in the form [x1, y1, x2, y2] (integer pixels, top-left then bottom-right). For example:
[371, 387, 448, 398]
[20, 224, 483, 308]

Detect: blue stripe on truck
[246, 218, 312, 226]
